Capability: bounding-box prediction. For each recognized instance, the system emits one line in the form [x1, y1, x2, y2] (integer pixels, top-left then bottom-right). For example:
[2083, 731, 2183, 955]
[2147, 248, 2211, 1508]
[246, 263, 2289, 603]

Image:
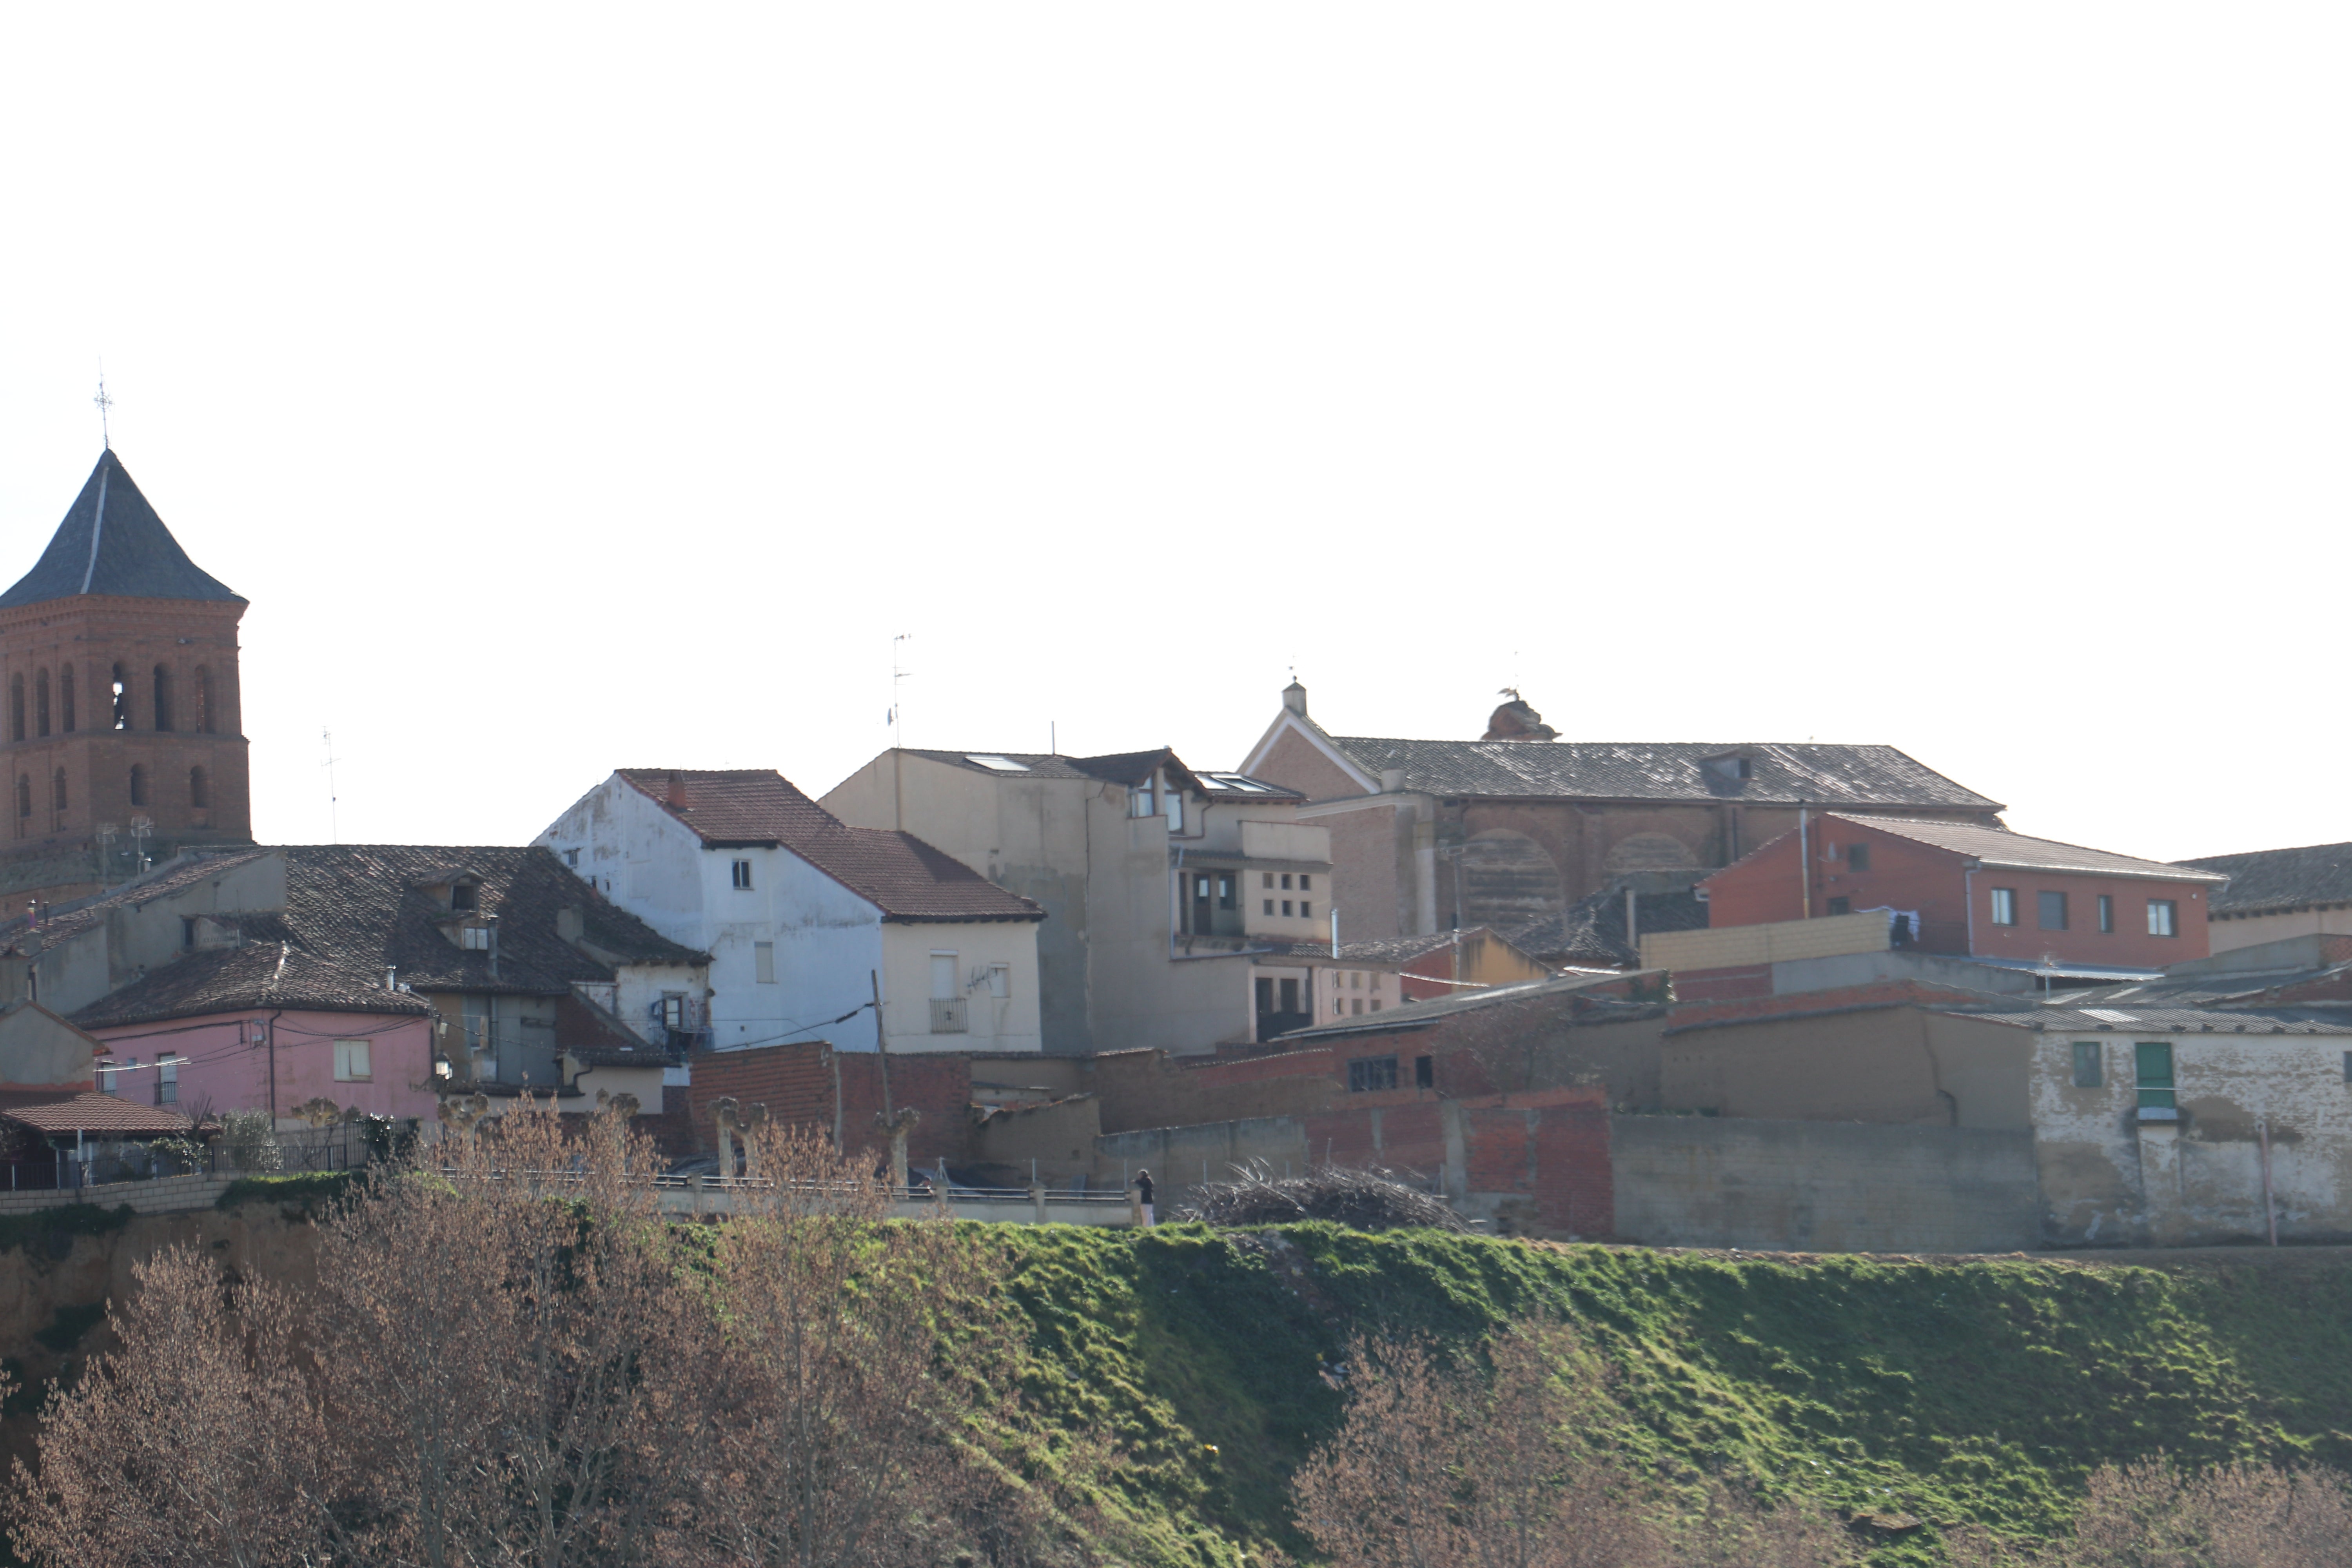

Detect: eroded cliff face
[0, 1202, 321, 1472]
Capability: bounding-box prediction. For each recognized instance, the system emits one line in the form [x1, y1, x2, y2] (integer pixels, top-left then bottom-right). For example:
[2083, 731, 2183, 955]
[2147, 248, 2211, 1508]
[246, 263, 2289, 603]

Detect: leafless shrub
[2062, 1457, 2352, 1568]
[1181, 1161, 1470, 1233]
[1292, 1316, 1670, 1568]
[1670, 1479, 1862, 1568]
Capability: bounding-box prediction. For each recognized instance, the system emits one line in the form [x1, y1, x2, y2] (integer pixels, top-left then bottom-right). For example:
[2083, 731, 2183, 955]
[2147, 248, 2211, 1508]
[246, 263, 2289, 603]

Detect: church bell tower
[0, 450, 252, 907]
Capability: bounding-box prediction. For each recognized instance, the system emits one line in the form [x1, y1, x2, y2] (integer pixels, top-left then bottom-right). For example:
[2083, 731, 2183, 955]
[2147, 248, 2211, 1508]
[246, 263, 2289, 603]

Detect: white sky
[0, 7, 2341, 864]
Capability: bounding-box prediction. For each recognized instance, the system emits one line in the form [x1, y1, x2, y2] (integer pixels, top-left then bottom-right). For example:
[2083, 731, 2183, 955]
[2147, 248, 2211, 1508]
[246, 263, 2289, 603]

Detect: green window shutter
[2134, 1041, 2175, 1110]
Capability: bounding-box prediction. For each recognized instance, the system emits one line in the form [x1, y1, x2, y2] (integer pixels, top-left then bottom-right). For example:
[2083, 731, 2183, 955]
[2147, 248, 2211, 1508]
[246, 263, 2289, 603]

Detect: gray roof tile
[1327, 737, 2002, 809]
[0, 451, 241, 609]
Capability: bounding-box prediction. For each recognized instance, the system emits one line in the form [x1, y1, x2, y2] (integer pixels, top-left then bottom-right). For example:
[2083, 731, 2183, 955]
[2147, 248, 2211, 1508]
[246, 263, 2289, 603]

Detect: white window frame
[334, 1039, 372, 1082]
[461, 926, 491, 951]
[1989, 887, 2017, 926]
[731, 859, 754, 890]
[986, 962, 1010, 999]
[2147, 898, 2178, 937]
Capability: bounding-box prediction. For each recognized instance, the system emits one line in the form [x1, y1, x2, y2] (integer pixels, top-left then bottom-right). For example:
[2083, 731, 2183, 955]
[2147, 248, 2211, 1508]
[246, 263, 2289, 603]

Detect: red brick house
[1699, 815, 2229, 971]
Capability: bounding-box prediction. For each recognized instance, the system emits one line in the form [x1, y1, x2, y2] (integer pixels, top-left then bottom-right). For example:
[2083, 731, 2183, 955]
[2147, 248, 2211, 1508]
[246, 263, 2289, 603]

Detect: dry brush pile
[1178, 1164, 1469, 1233]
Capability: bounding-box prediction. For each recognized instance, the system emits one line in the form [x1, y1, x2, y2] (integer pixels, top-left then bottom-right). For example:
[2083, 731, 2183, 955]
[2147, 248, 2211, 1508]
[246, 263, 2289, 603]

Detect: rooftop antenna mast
[888, 634, 913, 750]
[321, 728, 342, 844]
[92, 367, 113, 450]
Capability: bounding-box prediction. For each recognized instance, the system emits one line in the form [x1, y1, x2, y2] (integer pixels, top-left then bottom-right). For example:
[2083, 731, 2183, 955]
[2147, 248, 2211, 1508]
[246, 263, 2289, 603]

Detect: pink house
[74, 941, 439, 1125]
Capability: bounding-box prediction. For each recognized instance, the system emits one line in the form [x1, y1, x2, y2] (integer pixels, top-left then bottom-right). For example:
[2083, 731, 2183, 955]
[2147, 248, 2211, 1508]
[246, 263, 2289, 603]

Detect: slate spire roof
[0, 450, 242, 609]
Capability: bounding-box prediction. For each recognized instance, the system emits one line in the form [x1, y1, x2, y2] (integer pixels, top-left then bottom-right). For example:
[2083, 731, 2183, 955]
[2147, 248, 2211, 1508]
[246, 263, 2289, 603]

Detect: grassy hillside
[989, 1225, 2352, 1566]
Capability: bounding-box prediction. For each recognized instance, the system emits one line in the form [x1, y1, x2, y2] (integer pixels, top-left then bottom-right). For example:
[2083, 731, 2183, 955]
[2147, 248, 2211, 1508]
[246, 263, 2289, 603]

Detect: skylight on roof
[1209, 773, 1272, 792]
[966, 755, 1031, 773]
[2080, 1008, 2138, 1024]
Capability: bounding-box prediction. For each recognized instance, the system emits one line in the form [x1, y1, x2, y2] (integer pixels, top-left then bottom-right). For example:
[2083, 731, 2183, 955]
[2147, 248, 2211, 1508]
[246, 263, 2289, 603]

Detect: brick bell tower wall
[0, 594, 252, 904]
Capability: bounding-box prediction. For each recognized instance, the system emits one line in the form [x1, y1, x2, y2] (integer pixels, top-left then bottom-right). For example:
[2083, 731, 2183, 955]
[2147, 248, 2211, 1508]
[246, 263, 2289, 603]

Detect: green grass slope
[990, 1225, 2352, 1567]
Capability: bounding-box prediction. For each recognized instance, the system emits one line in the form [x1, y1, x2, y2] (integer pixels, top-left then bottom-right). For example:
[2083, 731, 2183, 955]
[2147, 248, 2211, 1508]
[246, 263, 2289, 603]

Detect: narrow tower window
[59, 664, 74, 733]
[34, 670, 49, 737]
[9, 675, 22, 743]
[152, 665, 173, 732]
[15, 775, 28, 823]
[129, 764, 148, 808]
[111, 665, 129, 730]
[51, 769, 66, 814]
[194, 666, 214, 735]
[189, 766, 209, 809]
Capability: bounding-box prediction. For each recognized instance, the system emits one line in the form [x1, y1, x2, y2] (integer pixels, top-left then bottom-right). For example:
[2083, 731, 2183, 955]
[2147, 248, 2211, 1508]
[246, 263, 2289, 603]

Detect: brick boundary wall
[1302, 1086, 1612, 1240]
[684, 1044, 976, 1171]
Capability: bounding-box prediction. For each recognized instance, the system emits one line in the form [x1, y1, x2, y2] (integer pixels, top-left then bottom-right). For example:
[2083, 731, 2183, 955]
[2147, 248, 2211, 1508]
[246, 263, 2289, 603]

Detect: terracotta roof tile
[1838, 816, 2227, 884]
[1326, 737, 2003, 811]
[616, 769, 1041, 923]
[0, 1090, 191, 1134]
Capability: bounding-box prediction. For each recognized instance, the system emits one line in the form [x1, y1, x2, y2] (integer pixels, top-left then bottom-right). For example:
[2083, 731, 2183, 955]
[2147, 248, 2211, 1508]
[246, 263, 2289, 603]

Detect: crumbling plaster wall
[2028, 1030, 2352, 1246]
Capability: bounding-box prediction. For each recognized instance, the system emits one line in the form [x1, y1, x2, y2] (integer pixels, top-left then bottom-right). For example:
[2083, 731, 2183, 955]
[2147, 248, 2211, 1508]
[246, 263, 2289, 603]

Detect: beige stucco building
[821, 748, 1337, 1055]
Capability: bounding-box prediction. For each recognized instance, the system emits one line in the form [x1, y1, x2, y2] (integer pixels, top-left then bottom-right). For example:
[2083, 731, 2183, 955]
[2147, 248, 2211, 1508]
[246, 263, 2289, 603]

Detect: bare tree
[9, 1246, 338, 1568]
[1291, 1318, 1671, 1568]
[2064, 1459, 2352, 1568]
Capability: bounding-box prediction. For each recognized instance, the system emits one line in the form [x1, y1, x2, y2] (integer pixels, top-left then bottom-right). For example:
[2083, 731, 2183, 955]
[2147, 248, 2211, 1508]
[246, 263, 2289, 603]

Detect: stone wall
[1610, 1114, 2039, 1253]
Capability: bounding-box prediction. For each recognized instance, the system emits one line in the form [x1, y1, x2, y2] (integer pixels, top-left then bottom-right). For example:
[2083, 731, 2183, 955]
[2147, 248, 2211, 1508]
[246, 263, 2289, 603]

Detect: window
[987, 963, 1010, 999]
[1347, 1056, 1398, 1093]
[1350, 998, 1363, 1015]
[98, 1057, 127, 1094]
[660, 995, 688, 1030]
[731, 859, 753, 890]
[1263, 898, 1274, 916]
[151, 664, 173, 731]
[1847, 842, 1870, 872]
[1350, 971, 1363, 990]
[1826, 897, 1851, 916]
[1217, 874, 1235, 911]
[1130, 779, 1156, 818]
[2098, 895, 2114, 933]
[1333, 998, 1344, 1016]
[194, 666, 214, 734]
[50, 769, 64, 813]
[156, 1057, 178, 1105]
[1300, 875, 1312, 892]
[2134, 1041, 2175, 1112]
[334, 1040, 372, 1082]
[128, 764, 148, 808]
[2147, 899, 2178, 938]
[1281, 874, 1293, 890]
[14, 775, 27, 822]
[1989, 887, 2017, 926]
[2038, 891, 2069, 931]
[1279, 978, 1299, 1013]
[965, 754, 1029, 772]
[1281, 900, 1293, 916]
[58, 664, 73, 733]
[110, 663, 129, 730]
[1301, 900, 1313, 918]
[1262, 872, 1274, 889]
[449, 882, 477, 911]
[7, 674, 20, 741]
[461, 926, 492, 951]
[34, 669, 49, 737]
[2072, 1042, 2103, 1088]
[1371, 998, 1383, 1012]
[1414, 1054, 1433, 1087]
[1165, 789, 1183, 833]
[189, 766, 208, 809]
[564, 848, 580, 868]
[1255, 977, 1275, 1014]
[753, 942, 776, 984]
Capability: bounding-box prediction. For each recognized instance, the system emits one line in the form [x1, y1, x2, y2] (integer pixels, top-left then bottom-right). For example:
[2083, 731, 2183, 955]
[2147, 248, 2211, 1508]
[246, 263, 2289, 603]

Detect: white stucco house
[538, 769, 1046, 1055]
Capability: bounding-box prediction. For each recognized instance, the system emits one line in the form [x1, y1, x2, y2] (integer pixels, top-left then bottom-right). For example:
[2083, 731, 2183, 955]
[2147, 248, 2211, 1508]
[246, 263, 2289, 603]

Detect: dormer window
[450, 882, 477, 911]
[461, 926, 491, 951]
[1703, 752, 1753, 784]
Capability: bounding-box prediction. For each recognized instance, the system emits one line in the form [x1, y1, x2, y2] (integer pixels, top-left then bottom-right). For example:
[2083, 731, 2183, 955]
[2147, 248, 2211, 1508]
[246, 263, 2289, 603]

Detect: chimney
[557, 906, 585, 945]
[665, 769, 689, 808]
[1380, 768, 1405, 794]
[1282, 680, 1308, 717]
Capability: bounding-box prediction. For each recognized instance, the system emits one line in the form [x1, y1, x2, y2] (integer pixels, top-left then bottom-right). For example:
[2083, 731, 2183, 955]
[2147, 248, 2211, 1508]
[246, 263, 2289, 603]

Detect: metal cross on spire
[93, 370, 114, 450]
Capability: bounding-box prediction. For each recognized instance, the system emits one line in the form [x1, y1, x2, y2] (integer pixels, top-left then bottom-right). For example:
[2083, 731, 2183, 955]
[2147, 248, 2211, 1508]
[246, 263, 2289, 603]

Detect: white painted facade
[537, 775, 1042, 1055]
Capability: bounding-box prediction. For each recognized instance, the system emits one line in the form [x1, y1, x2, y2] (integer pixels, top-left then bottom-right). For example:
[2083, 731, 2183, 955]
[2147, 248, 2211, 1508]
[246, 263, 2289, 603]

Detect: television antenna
[321, 728, 342, 843]
[887, 635, 913, 748]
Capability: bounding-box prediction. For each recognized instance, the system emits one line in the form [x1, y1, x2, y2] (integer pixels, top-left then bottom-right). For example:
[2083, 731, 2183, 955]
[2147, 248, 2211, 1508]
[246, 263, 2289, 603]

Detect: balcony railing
[929, 997, 969, 1034]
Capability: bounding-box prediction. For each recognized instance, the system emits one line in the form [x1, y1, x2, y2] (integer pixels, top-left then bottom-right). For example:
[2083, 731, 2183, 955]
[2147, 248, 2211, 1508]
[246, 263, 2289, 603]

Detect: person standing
[1134, 1169, 1155, 1227]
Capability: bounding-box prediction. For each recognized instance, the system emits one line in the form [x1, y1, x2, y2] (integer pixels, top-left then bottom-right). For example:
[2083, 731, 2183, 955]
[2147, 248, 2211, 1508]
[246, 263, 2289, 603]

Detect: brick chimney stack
[665, 769, 689, 808]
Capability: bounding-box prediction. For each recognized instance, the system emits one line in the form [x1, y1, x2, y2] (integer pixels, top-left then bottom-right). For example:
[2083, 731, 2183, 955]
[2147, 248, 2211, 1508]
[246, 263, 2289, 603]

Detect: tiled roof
[1835, 816, 2228, 884]
[0, 1090, 191, 1134]
[0, 450, 242, 609]
[1279, 969, 1661, 1041]
[0, 848, 274, 956]
[907, 749, 1303, 800]
[2178, 842, 2352, 916]
[1324, 737, 2002, 810]
[71, 941, 437, 1028]
[1953, 1004, 2352, 1035]
[618, 769, 1042, 923]
[67, 845, 707, 1031]
[1505, 887, 1710, 967]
